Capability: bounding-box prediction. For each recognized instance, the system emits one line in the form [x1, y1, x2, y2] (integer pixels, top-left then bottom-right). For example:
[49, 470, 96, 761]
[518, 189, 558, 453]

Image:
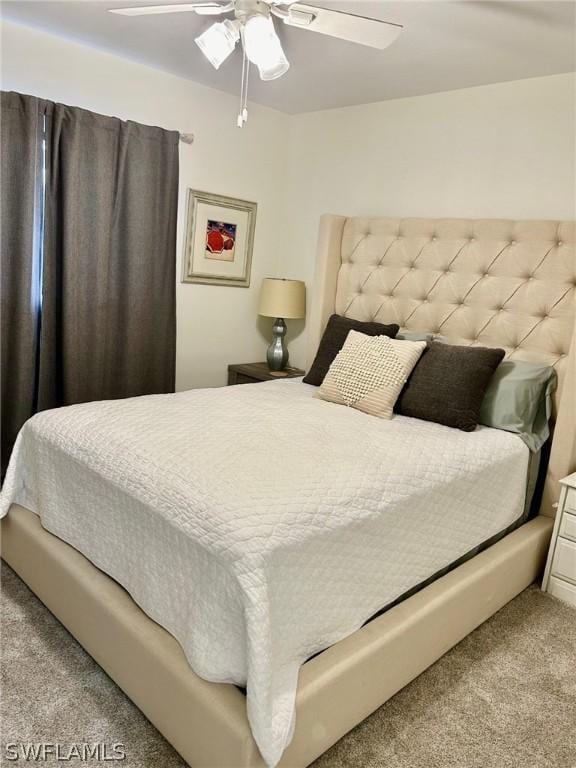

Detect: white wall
[2, 19, 574, 377]
[0, 19, 289, 390]
[283, 72, 576, 366]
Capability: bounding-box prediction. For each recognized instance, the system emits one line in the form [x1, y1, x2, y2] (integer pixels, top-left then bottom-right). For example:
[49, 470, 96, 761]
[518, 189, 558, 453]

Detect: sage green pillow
[396, 330, 447, 343]
[479, 360, 557, 451]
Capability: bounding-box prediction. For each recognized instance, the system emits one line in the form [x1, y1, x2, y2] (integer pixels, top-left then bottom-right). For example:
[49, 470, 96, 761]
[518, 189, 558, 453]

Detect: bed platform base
[1, 505, 552, 768]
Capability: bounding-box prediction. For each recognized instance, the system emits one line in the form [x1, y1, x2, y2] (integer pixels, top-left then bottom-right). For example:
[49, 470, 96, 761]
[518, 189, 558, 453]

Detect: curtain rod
[180, 133, 194, 145]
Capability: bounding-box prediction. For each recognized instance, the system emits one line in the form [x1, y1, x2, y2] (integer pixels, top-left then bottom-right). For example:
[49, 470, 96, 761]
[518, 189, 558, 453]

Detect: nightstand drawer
[547, 575, 576, 607]
[228, 363, 304, 386]
[235, 374, 261, 385]
[566, 486, 576, 513]
[552, 537, 576, 584]
[559, 511, 576, 543]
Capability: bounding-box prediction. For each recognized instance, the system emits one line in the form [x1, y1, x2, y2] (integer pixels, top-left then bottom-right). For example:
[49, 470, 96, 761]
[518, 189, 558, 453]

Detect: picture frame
[181, 189, 257, 287]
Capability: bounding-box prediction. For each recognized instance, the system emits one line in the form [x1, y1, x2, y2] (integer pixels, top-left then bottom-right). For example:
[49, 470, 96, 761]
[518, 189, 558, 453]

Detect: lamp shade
[258, 278, 306, 319]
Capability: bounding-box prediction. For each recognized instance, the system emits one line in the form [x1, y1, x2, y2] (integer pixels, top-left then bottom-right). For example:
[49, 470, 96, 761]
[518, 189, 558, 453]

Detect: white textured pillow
[317, 330, 426, 419]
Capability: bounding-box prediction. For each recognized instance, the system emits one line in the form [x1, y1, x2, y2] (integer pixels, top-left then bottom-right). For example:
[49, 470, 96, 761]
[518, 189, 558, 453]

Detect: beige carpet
[1, 561, 575, 768]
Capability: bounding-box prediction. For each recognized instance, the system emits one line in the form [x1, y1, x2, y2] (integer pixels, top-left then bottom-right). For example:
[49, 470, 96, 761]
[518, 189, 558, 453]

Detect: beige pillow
[317, 330, 426, 419]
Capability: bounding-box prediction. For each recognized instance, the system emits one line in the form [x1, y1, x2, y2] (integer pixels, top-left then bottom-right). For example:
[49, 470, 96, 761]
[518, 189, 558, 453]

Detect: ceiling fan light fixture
[242, 14, 290, 81]
[111, 1, 404, 124]
[195, 19, 240, 68]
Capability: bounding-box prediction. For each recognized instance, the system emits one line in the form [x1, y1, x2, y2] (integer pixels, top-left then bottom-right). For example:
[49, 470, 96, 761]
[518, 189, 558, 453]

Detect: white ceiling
[2, 1, 575, 113]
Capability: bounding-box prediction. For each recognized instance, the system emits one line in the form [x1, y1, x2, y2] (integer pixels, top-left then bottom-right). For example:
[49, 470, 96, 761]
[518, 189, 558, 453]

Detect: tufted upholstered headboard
[307, 215, 576, 518]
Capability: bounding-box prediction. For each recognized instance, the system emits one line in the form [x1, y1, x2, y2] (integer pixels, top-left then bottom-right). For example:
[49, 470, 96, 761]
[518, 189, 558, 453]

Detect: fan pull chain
[237, 44, 249, 128]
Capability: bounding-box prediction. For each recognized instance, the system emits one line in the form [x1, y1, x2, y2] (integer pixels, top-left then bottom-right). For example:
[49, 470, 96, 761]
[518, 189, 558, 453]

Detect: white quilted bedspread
[0, 379, 529, 766]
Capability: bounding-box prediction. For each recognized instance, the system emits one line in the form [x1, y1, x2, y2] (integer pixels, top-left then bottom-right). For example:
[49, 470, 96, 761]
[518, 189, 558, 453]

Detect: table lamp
[258, 278, 306, 371]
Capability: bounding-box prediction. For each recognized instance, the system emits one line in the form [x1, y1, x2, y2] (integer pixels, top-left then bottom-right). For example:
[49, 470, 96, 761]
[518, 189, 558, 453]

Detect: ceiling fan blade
[193, 3, 234, 14]
[109, 3, 231, 16]
[278, 4, 402, 50]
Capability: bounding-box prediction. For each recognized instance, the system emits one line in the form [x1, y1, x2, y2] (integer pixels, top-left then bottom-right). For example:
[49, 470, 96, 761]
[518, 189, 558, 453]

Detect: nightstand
[227, 362, 305, 386]
[542, 472, 576, 608]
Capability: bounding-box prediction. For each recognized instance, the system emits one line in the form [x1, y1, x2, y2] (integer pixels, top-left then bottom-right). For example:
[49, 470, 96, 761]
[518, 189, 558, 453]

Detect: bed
[2, 215, 575, 768]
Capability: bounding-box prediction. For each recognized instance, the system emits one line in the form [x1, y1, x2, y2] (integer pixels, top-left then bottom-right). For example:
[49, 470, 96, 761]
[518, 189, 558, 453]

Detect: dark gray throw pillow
[303, 314, 400, 386]
[395, 341, 505, 431]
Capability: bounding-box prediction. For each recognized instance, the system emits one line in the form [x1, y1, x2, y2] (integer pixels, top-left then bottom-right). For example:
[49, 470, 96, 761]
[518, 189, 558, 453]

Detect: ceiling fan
[110, 0, 402, 126]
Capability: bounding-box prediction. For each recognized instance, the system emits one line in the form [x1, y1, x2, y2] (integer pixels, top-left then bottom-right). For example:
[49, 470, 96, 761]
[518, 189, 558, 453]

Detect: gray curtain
[39, 102, 179, 407]
[0, 93, 49, 476]
[1, 92, 179, 474]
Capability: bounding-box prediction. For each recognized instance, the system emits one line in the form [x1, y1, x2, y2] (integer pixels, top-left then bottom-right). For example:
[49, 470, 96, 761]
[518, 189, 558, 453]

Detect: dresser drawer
[552, 537, 576, 584]
[547, 575, 576, 608]
[566, 486, 576, 513]
[559, 511, 576, 543]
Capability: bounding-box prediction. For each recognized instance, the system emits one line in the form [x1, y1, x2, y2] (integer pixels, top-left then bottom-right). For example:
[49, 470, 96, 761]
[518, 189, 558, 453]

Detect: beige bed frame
[2, 215, 575, 768]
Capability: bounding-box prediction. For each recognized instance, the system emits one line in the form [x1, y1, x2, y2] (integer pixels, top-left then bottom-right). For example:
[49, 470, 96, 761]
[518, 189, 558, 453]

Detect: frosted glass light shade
[195, 20, 239, 69]
[243, 15, 290, 81]
[259, 278, 306, 319]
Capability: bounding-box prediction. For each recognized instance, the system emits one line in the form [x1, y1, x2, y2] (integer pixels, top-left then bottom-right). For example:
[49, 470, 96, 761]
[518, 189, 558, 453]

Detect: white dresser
[542, 473, 576, 608]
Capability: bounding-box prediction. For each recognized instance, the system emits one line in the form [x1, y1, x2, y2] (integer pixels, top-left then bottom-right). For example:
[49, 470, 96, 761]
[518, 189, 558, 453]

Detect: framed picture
[181, 190, 257, 287]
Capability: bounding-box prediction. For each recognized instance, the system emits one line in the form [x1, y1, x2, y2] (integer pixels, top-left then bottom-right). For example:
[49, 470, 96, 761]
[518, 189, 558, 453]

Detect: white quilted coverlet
[0, 380, 529, 766]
